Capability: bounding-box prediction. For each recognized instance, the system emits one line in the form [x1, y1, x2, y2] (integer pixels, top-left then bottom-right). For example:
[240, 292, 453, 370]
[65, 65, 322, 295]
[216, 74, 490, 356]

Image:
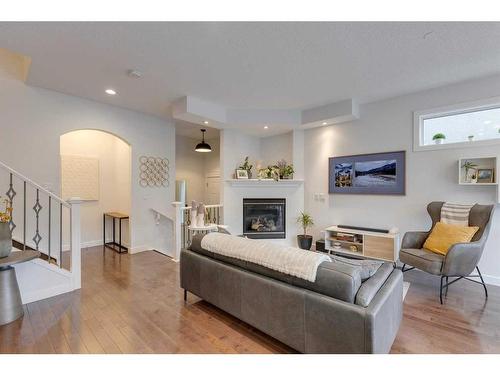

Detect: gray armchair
[400, 201, 494, 304]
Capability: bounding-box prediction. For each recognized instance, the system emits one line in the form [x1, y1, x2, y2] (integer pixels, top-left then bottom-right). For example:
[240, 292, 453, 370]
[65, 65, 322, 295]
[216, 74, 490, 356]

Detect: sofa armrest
[401, 231, 429, 249]
[442, 241, 482, 276]
[365, 269, 403, 353]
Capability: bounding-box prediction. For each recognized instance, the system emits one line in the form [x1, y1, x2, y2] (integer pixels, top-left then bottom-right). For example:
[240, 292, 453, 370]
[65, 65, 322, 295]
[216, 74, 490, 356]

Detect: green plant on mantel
[276, 159, 295, 179]
[239, 156, 253, 178]
[258, 165, 280, 181]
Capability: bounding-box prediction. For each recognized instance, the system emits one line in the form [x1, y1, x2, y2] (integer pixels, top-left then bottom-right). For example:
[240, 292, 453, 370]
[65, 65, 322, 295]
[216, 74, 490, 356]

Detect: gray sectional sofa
[180, 234, 403, 353]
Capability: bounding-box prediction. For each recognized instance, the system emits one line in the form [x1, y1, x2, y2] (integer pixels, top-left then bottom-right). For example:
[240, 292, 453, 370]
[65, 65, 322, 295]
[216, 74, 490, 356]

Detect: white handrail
[0, 160, 70, 208]
[151, 207, 175, 222]
[180, 204, 223, 211]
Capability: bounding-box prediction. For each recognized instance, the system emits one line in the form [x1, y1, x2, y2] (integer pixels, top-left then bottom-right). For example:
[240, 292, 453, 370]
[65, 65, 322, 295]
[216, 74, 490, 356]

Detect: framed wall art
[328, 150, 406, 195]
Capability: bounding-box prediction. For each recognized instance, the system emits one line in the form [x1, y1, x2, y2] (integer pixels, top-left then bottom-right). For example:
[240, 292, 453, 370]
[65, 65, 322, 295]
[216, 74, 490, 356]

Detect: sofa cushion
[189, 234, 362, 303]
[399, 247, 444, 275]
[355, 263, 394, 307]
[329, 256, 382, 281]
[423, 222, 478, 255]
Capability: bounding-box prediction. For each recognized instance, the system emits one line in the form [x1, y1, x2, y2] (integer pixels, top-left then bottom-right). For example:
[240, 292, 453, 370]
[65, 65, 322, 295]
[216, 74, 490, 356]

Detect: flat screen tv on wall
[328, 150, 406, 195]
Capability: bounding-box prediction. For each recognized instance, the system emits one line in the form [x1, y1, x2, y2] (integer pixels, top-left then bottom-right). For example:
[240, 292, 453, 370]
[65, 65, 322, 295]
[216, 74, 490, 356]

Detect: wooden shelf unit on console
[324, 226, 399, 262]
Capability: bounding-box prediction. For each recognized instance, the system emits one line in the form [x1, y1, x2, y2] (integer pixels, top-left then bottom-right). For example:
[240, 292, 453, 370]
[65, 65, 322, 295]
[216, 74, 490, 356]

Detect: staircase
[0, 160, 81, 304]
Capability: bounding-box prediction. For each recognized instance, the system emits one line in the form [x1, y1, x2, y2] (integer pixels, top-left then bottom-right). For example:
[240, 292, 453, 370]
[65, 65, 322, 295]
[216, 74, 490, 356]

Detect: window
[414, 97, 500, 151]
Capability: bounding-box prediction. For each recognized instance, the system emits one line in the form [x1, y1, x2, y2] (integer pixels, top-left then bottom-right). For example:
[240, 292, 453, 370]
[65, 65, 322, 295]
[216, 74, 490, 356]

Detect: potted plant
[462, 160, 478, 183]
[432, 133, 446, 144]
[276, 159, 295, 179]
[0, 197, 13, 258]
[239, 156, 253, 179]
[258, 165, 280, 181]
[468, 135, 475, 142]
[297, 212, 314, 250]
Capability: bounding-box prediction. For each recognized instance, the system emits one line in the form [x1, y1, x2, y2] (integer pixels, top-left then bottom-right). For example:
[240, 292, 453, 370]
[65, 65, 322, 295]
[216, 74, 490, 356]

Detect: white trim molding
[413, 96, 500, 152]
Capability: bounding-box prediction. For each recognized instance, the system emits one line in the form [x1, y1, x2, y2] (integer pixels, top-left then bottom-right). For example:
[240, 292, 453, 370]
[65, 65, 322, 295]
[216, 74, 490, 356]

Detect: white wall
[260, 132, 293, 168]
[175, 135, 220, 204]
[0, 53, 176, 255]
[60, 130, 131, 248]
[175, 135, 206, 203]
[304, 74, 500, 286]
[220, 129, 304, 245]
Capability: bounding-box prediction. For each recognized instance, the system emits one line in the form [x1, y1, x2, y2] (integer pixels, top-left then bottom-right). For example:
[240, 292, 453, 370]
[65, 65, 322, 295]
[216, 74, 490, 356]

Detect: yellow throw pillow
[423, 222, 479, 255]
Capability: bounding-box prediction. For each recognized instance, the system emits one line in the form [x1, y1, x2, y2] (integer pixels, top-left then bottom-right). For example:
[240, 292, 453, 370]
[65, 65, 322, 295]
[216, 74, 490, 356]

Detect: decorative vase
[297, 235, 313, 250]
[190, 200, 198, 226]
[434, 138, 444, 145]
[0, 222, 12, 258]
[197, 203, 205, 227]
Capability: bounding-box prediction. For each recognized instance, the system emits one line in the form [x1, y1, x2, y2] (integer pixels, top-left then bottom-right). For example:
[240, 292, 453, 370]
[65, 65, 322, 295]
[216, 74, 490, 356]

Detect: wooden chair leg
[184, 289, 187, 301]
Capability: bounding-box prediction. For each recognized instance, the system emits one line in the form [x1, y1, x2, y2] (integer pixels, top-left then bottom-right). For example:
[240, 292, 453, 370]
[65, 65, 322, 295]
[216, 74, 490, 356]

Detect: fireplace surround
[243, 198, 286, 239]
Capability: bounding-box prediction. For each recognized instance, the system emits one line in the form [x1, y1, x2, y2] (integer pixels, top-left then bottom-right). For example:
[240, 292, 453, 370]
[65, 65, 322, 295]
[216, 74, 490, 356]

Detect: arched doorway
[60, 129, 132, 254]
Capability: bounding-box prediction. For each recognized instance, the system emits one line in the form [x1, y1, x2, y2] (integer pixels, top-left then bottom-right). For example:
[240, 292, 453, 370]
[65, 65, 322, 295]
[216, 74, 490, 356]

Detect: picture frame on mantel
[328, 150, 406, 195]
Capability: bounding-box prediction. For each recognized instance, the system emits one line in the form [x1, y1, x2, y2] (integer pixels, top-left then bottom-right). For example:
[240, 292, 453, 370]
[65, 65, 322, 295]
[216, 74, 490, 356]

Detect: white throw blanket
[200, 233, 331, 282]
[440, 202, 473, 226]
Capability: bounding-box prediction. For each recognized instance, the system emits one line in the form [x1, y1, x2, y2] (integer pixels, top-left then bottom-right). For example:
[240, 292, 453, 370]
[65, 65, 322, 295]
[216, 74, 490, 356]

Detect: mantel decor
[329, 151, 405, 195]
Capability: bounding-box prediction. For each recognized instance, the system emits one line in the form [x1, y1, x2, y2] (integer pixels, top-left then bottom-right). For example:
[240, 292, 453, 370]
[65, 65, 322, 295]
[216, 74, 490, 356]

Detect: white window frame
[413, 96, 500, 152]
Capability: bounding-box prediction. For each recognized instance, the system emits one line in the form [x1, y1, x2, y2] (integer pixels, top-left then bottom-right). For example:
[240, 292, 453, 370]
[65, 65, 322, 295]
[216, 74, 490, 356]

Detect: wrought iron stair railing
[0, 160, 81, 279]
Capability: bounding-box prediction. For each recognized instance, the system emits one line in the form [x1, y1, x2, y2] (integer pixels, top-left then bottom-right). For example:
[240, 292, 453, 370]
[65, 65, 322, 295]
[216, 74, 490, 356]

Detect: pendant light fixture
[195, 129, 212, 153]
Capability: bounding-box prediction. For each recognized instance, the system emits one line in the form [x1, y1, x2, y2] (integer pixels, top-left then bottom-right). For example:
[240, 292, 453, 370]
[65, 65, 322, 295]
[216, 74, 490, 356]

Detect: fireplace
[243, 198, 286, 239]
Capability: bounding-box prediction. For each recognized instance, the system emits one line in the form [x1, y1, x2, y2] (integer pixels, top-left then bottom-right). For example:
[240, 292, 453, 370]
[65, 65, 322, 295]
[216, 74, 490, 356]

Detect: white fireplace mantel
[226, 179, 304, 187]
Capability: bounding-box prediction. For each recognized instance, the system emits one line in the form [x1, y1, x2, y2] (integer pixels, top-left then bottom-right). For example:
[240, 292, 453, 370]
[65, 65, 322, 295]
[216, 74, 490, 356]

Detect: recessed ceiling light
[203, 120, 209, 125]
[105, 89, 117, 95]
[322, 122, 328, 125]
[264, 125, 269, 129]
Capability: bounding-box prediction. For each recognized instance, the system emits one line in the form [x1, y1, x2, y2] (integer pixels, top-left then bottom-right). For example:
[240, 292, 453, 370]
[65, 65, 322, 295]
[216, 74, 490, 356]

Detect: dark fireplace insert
[243, 198, 286, 239]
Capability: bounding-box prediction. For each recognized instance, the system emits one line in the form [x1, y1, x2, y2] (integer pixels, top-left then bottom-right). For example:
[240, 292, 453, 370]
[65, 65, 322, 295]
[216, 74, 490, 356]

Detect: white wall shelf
[458, 156, 500, 203]
[226, 179, 304, 187]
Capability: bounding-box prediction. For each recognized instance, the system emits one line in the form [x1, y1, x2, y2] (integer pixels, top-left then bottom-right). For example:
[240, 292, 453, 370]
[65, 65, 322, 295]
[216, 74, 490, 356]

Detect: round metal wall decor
[139, 156, 169, 188]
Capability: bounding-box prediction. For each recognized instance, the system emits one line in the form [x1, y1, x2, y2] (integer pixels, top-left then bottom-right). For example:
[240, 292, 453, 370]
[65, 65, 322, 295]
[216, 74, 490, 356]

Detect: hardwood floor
[1, 246, 500, 354]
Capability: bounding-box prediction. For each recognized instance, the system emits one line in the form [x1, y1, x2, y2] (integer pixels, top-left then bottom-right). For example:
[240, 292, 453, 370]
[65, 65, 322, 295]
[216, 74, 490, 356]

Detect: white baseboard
[482, 273, 500, 287]
[21, 283, 75, 304]
[129, 245, 152, 254]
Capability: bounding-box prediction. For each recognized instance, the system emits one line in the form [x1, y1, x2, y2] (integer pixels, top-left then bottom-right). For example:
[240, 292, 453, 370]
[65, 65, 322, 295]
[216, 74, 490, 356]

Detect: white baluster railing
[171, 202, 223, 260]
[0, 160, 81, 288]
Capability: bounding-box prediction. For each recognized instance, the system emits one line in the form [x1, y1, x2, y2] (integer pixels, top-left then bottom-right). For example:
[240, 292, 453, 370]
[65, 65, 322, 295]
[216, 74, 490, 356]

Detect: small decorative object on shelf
[468, 135, 475, 142]
[461, 160, 478, 183]
[235, 169, 249, 179]
[477, 168, 494, 183]
[432, 133, 446, 145]
[238, 156, 253, 179]
[197, 202, 206, 227]
[0, 197, 13, 258]
[297, 212, 314, 250]
[190, 200, 198, 225]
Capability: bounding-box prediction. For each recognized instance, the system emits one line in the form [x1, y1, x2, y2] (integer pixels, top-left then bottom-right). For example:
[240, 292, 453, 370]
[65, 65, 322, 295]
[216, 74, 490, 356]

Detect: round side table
[0, 250, 40, 326]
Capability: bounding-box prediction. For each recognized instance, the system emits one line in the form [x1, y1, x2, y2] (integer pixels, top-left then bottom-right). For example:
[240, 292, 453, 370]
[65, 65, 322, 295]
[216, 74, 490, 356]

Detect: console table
[103, 212, 129, 253]
[324, 226, 399, 262]
[0, 250, 40, 326]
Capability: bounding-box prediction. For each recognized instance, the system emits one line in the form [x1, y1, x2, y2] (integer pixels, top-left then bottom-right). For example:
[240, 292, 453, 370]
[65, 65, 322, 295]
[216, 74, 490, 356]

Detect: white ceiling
[175, 120, 219, 140]
[1, 22, 500, 135]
